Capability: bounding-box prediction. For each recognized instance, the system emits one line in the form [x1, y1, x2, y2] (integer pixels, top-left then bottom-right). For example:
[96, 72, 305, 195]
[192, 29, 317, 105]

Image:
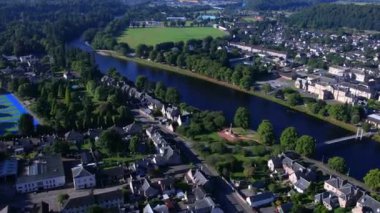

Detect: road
[133, 109, 254, 213]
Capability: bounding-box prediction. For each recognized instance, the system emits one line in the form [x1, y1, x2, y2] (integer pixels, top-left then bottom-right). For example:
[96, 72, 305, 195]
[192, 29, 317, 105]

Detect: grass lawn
[118, 27, 227, 49]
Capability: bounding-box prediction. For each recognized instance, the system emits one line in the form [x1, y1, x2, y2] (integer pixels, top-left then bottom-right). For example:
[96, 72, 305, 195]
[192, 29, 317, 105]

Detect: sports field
[118, 27, 227, 49]
[0, 93, 38, 135]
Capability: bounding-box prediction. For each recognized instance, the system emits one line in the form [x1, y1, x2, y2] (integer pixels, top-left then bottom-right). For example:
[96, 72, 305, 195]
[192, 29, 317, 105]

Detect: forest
[244, 0, 336, 10]
[288, 4, 380, 31]
[0, 0, 125, 69]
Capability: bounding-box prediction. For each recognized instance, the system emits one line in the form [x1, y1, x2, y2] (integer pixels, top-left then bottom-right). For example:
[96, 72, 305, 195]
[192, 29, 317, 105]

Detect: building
[366, 113, 380, 128]
[0, 159, 18, 180]
[16, 155, 65, 193]
[328, 66, 348, 77]
[61, 189, 124, 213]
[71, 166, 96, 190]
[352, 194, 380, 213]
[246, 192, 276, 208]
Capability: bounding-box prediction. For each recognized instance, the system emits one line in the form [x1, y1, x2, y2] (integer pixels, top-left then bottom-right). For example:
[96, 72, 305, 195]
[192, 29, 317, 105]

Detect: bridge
[320, 128, 375, 146]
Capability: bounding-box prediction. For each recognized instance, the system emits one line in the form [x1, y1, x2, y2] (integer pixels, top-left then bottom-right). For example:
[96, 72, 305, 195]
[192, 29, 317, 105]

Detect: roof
[247, 192, 275, 203]
[17, 155, 65, 184]
[123, 122, 143, 135]
[194, 197, 215, 211]
[71, 166, 94, 178]
[367, 114, 380, 123]
[62, 189, 123, 210]
[357, 194, 380, 212]
[294, 177, 311, 191]
[65, 130, 83, 141]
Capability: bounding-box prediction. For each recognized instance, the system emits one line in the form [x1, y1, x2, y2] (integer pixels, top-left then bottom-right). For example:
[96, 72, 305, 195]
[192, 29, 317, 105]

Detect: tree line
[288, 4, 380, 31]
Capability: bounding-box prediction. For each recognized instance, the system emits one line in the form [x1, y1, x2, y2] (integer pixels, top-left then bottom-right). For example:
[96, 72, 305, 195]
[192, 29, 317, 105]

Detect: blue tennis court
[0, 93, 39, 135]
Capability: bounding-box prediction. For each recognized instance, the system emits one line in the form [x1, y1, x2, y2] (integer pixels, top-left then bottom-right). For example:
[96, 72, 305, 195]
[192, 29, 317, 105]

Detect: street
[133, 109, 254, 213]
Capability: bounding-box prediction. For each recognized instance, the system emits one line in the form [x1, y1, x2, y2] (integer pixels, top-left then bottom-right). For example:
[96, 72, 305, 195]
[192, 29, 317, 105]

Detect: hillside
[288, 4, 380, 31]
[244, 0, 337, 10]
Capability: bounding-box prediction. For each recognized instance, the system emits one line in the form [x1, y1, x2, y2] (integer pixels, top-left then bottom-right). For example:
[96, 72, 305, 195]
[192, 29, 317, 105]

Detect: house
[123, 122, 143, 135]
[16, 154, 65, 193]
[352, 194, 380, 213]
[65, 130, 84, 144]
[129, 177, 159, 198]
[323, 177, 362, 208]
[177, 113, 191, 126]
[246, 192, 275, 208]
[276, 203, 293, 213]
[293, 177, 311, 194]
[71, 166, 96, 190]
[267, 156, 282, 173]
[328, 66, 348, 77]
[153, 145, 181, 166]
[188, 196, 217, 213]
[161, 106, 180, 121]
[143, 203, 169, 213]
[185, 169, 211, 189]
[366, 113, 380, 128]
[61, 189, 124, 213]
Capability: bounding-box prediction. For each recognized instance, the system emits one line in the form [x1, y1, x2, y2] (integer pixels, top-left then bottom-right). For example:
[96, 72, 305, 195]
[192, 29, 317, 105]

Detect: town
[0, 0, 380, 213]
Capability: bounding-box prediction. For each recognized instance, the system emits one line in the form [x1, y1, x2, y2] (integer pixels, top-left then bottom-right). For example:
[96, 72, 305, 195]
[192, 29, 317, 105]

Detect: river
[69, 38, 380, 180]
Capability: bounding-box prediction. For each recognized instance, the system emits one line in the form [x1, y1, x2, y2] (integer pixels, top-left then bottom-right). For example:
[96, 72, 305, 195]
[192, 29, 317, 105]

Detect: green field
[118, 27, 227, 49]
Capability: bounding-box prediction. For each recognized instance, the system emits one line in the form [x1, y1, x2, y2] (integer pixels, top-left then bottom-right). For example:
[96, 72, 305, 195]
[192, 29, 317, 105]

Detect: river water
[69, 39, 380, 180]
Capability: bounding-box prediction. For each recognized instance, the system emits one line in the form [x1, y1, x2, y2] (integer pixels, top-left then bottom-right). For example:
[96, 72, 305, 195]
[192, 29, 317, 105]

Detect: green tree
[327, 156, 347, 173]
[364, 169, 380, 191]
[97, 129, 124, 155]
[135, 75, 148, 91]
[52, 140, 70, 156]
[233, 107, 250, 129]
[165, 87, 180, 104]
[18, 113, 34, 135]
[280, 127, 298, 150]
[257, 120, 275, 145]
[313, 204, 329, 213]
[295, 135, 315, 156]
[262, 83, 272, 94]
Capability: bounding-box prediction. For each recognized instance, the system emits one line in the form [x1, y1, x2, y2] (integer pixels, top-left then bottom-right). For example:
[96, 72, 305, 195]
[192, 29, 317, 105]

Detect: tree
[64, 86, 71, 105]
[327, 156, 347, 173]
[165, 87, 180, 104]
[313, 204, 329, 213]
[280, 127, 298, 150]
[363, 169, 380, 191]
[262, 83, 272, 94]
[233, 107, 250, 129]
[243, 166, 255, 178]
[52, 140, 70, 156]
[210, 142, 227, 154]
[257, 120, 275, 145]
[18, 113, 34, 135]
[129, 136, 138, 154]
[97, 129, 124, 155]
[286, 93, 302, 106]
[87, 205, 104, 213]
[57, 193, 69, 205]
[295, 135, 315, 156]
[135, 75, 148, 91]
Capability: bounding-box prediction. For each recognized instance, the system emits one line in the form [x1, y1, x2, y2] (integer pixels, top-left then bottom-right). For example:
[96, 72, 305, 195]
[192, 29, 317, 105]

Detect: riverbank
[97, 50, 358, 133]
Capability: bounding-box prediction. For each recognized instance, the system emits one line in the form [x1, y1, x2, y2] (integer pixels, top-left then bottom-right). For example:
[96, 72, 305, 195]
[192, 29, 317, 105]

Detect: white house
[71, 166, 96, 190]
[16, 155, 65, 193]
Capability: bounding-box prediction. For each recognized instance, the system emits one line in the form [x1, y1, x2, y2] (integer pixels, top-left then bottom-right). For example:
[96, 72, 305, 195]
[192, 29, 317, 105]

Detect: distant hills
[244, 0, 379, 10]
[288, 3, 380, 31]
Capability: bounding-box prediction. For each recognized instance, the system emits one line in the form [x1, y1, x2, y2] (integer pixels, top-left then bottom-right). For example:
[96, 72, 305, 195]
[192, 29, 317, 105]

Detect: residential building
[61, 189, 124, 213]
[71, 166, 96, 190]
[246, 192, 276, 208]
[16, 155, 65, 193]
[352, 194, 380, 213]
